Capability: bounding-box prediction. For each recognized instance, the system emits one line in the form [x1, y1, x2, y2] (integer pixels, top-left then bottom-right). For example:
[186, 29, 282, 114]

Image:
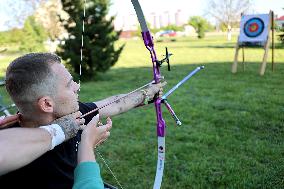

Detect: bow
[131, 1, 167, 188]
[131, 1, 204, 188]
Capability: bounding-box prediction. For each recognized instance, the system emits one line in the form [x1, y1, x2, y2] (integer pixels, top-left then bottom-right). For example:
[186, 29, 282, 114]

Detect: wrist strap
[40, 124, 66, 150]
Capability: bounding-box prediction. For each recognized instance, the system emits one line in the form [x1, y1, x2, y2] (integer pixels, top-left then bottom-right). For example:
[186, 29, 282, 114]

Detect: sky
[0, 0, 283, 31]
[109, 0, 284, 30]
[109, 0, 284, 19]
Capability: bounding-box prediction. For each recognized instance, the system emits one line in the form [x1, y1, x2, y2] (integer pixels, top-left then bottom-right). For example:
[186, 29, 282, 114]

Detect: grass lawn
[1, 35, 284, 188]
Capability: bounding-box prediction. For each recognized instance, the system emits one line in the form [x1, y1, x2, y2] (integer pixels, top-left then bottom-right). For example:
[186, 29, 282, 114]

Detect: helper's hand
[81, 115, 112, 148]
[51, 111, 85, 141]
[0, 114, 20, 129]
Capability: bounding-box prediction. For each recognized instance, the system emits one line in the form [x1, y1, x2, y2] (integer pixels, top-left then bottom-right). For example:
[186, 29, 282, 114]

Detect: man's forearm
[0, 128, 51, 176]
[95, 82, 165, 118]
[95, 90, 146, 118]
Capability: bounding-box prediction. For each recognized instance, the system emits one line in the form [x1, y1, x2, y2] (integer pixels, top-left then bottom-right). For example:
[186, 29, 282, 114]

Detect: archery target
[239, 14, 270, 43]
[244, 18, 264, 38]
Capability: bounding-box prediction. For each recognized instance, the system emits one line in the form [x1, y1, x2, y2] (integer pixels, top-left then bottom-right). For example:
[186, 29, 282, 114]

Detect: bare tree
[206, 0, 252, 40]
[34, 0, 67, 41]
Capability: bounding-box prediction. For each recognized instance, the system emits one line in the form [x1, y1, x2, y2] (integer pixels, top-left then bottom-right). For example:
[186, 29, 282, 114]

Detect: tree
[280, 8, 284, 44]
[0, 29, 24, 45]
[19, 16, 48, 52]
[57, 0, 124, 80]
[206, 0, 252, 40]
[188, 16, 211, 39]
[279, 25, 284, 44]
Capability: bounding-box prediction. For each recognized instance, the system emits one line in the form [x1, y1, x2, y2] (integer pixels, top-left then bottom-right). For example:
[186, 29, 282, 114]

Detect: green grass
[1, 35, 284, 188]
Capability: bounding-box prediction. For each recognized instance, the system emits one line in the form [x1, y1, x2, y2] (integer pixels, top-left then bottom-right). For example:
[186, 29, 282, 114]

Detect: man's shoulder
[79, 102, 97, 113]
[79, 102, 98, 124]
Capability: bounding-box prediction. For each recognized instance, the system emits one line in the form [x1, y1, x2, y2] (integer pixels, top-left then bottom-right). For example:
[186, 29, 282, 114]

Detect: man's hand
[51, 111, 85, 141]
[144, 81, 167, 101]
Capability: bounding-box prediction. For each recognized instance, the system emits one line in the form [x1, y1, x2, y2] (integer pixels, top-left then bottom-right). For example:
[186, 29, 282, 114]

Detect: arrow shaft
[162, 66, 204, 99]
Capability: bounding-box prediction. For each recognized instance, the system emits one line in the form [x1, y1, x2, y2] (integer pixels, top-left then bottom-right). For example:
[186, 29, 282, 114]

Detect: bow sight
[156, 47, 172, 71]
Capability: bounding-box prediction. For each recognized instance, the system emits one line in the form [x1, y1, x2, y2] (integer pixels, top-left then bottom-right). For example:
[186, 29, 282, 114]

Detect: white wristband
[40, 124, 66, 150]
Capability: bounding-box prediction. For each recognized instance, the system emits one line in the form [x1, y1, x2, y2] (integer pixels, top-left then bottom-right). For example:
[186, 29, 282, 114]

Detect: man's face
[51, 63, 80, 117]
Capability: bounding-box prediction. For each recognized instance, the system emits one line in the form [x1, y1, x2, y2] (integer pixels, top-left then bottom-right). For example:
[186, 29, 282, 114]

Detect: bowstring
[79, 0, 85, 94]
[97, 150, 125, 189]
[80, 1, 124, 188]
[80, 80, 153, 118]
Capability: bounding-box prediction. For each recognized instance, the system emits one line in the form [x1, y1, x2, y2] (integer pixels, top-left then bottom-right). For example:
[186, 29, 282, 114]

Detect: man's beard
[53, 101, 79, 119]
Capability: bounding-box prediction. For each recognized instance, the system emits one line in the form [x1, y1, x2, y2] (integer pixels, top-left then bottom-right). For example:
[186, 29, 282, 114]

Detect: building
[275, 15, 284, 29]
[113, 9, 187, 32]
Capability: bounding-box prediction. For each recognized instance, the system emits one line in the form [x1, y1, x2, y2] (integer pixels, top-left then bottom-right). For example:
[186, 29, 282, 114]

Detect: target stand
[232, 11, 275, 75]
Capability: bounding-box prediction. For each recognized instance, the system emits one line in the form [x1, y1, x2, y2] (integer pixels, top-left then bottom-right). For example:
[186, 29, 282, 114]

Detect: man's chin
[54, 108, 80, 119]
[76, 102, 79, 111]
[71, 106, 79, 114]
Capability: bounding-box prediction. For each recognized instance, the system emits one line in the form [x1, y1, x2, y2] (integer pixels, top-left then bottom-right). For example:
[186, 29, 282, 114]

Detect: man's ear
[37, 96, 54, 113]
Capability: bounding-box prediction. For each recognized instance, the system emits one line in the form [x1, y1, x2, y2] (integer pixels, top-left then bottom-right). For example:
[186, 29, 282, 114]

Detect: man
[0, 52, 164, 189]
[0, 114, 112, 189]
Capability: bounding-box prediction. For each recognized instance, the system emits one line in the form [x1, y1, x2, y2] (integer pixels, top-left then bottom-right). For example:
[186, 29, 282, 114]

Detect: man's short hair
[5, 53, 61, 113]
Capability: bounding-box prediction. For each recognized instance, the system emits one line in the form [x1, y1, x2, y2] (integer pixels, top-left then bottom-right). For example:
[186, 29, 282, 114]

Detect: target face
[244, 17, 264, 38]
[239, 14, 269, 43]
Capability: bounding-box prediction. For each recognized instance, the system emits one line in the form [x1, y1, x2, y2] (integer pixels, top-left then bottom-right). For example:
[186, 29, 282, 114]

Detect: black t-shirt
[0, 102, 98, 189]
